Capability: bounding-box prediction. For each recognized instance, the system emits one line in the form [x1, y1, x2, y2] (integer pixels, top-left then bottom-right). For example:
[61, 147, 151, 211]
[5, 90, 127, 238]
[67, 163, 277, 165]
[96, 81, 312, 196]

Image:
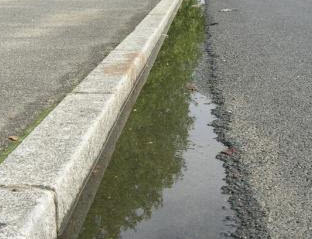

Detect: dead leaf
[222, 147, 237, 156]
[8, 136, 18, 141]
[185, 83, 198, 91]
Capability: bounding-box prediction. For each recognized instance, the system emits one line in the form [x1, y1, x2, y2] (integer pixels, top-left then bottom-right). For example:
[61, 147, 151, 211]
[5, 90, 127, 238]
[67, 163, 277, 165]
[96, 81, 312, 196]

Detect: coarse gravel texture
[204, 0, 312, 238]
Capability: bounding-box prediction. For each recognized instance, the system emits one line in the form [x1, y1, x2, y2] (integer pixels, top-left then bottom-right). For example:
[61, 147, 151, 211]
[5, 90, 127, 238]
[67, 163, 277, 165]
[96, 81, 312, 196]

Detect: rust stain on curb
[102, 52, 146, 75]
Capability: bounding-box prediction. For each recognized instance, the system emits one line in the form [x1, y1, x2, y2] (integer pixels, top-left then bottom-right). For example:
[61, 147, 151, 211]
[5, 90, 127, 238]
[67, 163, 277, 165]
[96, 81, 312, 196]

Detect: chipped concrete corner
[0, 0, 182, 238]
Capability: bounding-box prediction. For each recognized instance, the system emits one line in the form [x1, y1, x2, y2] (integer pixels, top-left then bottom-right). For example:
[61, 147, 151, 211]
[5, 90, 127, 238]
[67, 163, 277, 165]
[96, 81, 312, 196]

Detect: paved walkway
[0, 0, 159, 153]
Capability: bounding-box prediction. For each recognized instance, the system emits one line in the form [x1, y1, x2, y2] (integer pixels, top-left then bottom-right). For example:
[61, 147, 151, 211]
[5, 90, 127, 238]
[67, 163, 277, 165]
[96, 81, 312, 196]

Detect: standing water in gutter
[73, 0, 235, 238]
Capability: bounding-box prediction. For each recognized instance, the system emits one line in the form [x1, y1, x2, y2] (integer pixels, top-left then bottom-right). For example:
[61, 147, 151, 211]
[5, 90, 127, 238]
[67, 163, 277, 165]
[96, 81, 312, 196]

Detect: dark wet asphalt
[206, 0, 312, 237]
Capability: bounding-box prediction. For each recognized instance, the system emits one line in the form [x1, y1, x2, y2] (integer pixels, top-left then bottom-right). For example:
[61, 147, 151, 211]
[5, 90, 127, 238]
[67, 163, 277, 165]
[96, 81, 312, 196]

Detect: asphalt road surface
[205, 0, 312, 238]
[0, 0, 159, 153]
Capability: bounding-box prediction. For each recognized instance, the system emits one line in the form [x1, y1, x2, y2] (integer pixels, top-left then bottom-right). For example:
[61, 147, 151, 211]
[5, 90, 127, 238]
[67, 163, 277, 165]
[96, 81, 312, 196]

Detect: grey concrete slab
[0, 187, 56, 239]
[0, 0, 160, 153]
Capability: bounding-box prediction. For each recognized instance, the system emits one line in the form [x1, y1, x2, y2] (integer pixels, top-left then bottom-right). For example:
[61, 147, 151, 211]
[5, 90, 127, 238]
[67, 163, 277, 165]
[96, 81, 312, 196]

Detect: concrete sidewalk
[0, 0, 159, 155]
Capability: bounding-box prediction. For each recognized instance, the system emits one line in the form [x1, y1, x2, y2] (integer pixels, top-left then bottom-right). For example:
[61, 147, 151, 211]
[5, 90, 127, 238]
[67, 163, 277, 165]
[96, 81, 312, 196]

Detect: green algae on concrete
[78, 0, 205, 238]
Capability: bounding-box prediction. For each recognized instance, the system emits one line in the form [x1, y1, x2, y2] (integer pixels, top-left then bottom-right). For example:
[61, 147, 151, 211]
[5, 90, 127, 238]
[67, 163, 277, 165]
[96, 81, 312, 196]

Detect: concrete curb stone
[0, 0, 182, 237]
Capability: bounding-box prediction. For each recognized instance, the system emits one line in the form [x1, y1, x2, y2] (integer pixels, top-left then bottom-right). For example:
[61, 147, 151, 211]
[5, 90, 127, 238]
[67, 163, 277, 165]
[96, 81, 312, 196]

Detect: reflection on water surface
[77, 1, 233, 238]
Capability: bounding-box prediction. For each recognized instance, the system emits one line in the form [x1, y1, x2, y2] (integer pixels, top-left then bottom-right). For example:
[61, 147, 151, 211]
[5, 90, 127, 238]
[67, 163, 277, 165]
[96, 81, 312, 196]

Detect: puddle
[115, 92, 231, 239]
[77, 81, 233, 239]
[62, 1, 235, 238]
